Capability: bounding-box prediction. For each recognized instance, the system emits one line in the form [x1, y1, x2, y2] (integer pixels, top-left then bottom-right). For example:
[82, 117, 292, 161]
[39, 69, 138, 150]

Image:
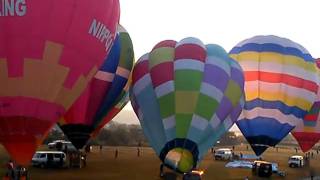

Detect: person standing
[85, 145, 91, 153]
[115, 148, 118, 159]
[5, 160, 15, 180]
[310, 168, 315, 180]
[137, 147, 141, 157]
[159, 163, 164, 177]
[63, 144, 68, 154]
[81, 153, 87, 168]
[299, 159, 302, 167]
[69, 152, 74, 168]
[59, 155, 64, 168]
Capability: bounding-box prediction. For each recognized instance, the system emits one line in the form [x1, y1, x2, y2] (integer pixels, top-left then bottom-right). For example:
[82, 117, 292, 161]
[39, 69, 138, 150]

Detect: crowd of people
[3, 160, 29, 180]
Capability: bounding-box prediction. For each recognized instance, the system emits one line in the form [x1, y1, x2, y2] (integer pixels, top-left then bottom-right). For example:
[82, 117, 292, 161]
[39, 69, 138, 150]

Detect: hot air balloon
[229, 35, 319, 156]
[91, 78, 131, 138]
[0, 0, 120, 165]
[59, 25, 134, 149]
[130, 37, 244, 173]
[291, 58, 320, 152]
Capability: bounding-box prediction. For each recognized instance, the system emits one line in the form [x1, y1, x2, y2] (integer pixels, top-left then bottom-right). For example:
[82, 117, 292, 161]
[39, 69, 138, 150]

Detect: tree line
[44, 122, 301, 147]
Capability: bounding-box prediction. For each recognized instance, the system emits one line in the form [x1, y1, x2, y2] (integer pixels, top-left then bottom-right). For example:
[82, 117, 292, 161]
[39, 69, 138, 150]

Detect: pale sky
[115, 0, 320, 125]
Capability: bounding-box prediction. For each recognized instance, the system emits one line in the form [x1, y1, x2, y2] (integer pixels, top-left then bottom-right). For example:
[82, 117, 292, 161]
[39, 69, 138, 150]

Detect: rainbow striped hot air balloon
[59, 25, 134, 149]
[292, 58, 320, 152]
[130, 37, 244, 173]
[230, 35, 319, 156]
[0, 0, 120, 165]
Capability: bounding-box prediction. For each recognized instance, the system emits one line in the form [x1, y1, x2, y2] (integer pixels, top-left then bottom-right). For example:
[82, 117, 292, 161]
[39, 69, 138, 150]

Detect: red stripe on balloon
[152, 40, 177, 50]
[245, 71, 318, 93]
[132, 60, 149, 84]
[304, 114, 318, 121]
[150, 62, 174, 87]
[175, 44, 206, 62]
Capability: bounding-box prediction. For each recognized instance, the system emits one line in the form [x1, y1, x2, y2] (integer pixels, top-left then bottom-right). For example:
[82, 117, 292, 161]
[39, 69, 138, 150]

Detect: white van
[214, 148, 233, 160]
[288, 155, 304, 168]
[32, 151, 66, 168]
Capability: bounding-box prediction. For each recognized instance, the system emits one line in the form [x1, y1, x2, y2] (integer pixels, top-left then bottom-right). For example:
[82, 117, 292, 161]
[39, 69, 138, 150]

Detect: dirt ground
[0, 145, 319, 180]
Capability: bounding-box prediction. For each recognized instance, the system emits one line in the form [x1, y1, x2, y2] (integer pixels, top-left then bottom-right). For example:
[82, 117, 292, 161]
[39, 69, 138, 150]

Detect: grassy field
[0, 145, 319, 180]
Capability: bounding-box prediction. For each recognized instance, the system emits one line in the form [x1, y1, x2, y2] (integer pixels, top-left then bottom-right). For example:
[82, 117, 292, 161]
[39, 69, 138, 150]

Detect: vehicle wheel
[160, 172, 164, 178]
[40, 163, 45, 168]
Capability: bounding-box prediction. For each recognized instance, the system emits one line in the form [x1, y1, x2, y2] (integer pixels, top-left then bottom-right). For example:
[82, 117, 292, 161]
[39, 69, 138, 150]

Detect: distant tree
[230, 132, 300, 148]
[42, 122, 149, 147]
[42, 126, 66, 144]
[278, 134, 299, 147]
[93, 122, 148, 146]
[217, 131, 241, 146]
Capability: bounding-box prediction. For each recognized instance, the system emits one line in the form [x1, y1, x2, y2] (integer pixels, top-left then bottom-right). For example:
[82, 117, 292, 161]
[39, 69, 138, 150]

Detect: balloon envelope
[59, 25, 134, 149]
[292, 58, 320, 152]
[91, 78, 131, 138]
[230, 35, 319, 156]
[0, 0, 120, 165]
[130, 37, 244, 173]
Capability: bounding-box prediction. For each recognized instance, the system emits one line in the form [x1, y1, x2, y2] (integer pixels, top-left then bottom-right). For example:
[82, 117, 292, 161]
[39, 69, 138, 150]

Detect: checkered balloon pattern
[130, 37, 244, 171]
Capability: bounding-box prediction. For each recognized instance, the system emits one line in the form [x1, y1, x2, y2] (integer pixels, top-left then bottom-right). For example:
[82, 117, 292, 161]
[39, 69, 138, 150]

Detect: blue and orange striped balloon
[230, 35, 319, 156]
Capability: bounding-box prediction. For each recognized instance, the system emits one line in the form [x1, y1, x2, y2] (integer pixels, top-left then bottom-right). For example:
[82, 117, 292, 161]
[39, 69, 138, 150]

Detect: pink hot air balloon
[0, 0, 120, 165]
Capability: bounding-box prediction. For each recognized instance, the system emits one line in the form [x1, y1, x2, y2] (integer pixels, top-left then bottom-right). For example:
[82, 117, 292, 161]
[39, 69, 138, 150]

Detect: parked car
[48, 140, 69, 149]
[288, 155, 304, 168]
[214, 148, 233, 160]
[32, 151, 66, 168]
[48, 140, 77, 152]
[252, 160, 273, 178]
